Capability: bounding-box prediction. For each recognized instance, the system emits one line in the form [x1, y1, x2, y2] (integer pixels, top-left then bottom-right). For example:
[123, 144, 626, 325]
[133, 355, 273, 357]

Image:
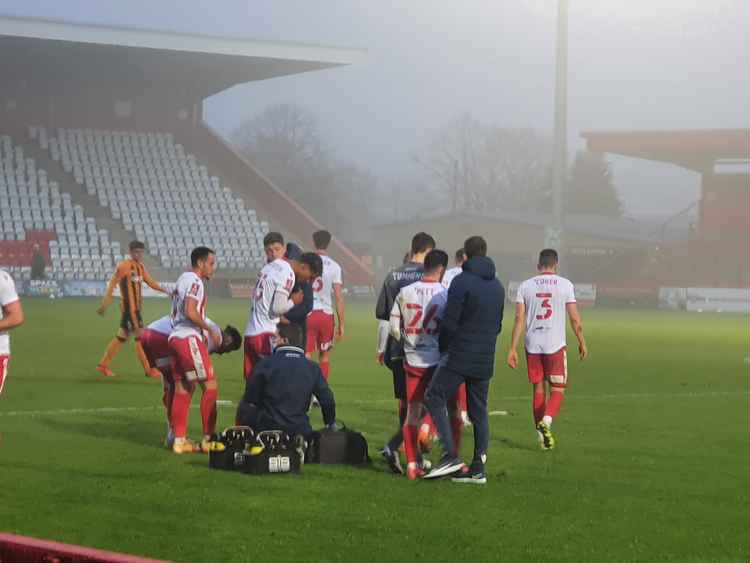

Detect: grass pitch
[1, 298, 749, 562]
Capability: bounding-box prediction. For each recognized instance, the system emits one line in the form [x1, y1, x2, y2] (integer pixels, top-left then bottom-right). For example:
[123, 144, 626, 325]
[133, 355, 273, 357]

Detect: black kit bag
[208, 426, 256, 471]
[307, 424, 371, 465]
[242, 430, 305, 475]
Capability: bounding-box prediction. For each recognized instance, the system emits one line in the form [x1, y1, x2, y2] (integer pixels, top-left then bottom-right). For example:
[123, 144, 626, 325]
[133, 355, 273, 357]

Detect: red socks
[170, 389, 192, 438]
[200, 388, 218, 436]
[403, 423, 419, 465]
[545, 389, 565, 419]
[162, 380, 175, 426]
[450, 413, 463, 454]
[533, 392, 546, 424]
[320, 361, 330, 381]
[457, 384, 468, 412]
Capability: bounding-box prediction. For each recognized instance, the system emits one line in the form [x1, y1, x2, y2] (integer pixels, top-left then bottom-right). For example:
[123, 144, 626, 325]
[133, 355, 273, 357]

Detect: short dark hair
[129, 240, 145, 251]
[424, 249, 449, 272]
[285, 242, 303, 262]
[263, 232, 284, 247]
[455, 248, 467, 263]
[538, 248, 559, 269]
[464, 236, 487, 258]
[312, 230, 332, 250]
[278, 322, 305, 349]
[411, 232, 436, 255]
[219, 325, 242, 354]
[299, 252, 323, 278]
[191, 246, 215, 267]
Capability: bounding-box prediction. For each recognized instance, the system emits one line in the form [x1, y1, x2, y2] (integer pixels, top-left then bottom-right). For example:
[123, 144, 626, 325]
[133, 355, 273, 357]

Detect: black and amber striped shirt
[103, 259, 161, 320]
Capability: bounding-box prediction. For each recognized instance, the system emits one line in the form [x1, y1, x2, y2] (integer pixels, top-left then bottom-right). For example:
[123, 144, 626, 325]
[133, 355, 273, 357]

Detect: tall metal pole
[552, 0, 569, 247]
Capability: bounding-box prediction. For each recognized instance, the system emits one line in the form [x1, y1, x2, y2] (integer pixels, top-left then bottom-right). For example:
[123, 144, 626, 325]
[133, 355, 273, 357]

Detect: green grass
[1, 298, 749, 562]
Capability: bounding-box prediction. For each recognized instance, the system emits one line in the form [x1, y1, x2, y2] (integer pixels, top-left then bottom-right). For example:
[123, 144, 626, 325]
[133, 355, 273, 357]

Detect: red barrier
[0, 231, 55, 267]
[0, 533, 169, 563]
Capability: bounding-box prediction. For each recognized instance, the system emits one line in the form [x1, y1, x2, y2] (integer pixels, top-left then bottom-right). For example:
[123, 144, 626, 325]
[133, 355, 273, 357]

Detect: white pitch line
[0, 402, 235, 418]
[1, 391, 746, 419]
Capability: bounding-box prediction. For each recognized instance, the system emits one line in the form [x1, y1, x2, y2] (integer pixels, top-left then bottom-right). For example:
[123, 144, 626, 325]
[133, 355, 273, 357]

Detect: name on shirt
[391, 271, 421, 282]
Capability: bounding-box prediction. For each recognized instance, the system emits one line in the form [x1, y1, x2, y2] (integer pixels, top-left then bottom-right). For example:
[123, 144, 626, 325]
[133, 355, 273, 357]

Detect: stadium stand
[0, 134, 122, 281]
[0, 15, 374, 285]
[32, 126, 269, 273]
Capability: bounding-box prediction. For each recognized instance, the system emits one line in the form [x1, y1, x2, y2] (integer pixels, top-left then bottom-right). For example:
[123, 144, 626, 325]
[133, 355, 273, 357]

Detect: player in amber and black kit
[375, 232, 435, 474]
[96, 240, 168, 378]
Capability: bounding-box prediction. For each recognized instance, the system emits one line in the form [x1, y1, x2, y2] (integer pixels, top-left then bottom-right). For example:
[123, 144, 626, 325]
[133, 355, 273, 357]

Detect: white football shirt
[148, 315, 173, 336]
[442, 266, 463, 289]
[149, 315, 221, 353]
[390, 281, 448, 368]
[245, 258, 295, 337]
[516, 274, 576, 354]
[0, 269, 20, 355]
[170, 271, 206, 340]
[312, 254, 343, 315]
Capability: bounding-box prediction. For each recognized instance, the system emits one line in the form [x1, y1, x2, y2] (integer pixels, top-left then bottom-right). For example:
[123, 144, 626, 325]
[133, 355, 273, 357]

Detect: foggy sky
[3, 0, 749, 218]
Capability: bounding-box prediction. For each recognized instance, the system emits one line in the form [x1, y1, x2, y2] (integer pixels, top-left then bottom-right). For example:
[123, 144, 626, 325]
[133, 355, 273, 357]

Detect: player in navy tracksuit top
[282, 243, 317, 345]
[375, 232, 436, 474]
[424, 236, 505, 484]
[236, 323, 336, 439]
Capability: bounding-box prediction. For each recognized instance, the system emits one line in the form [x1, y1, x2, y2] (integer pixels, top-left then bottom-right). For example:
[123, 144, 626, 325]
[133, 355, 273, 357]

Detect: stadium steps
[21, 141, 165, 276]
[182, 123, 375, 286]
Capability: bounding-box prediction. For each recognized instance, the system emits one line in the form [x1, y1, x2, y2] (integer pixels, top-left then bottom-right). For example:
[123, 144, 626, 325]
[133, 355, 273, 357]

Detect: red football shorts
[526, 347, 568, 387]
[169, 335, 214, 383]
[140, 329, 173, 381]
[306, 311, 335, 354]
[404, 363, 437, 403]
[0, 355, 9, 395]
[244, 333, 275, 379]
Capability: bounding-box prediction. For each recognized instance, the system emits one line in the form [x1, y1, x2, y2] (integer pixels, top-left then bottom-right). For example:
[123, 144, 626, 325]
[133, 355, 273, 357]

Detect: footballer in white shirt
[243, 232, 312, 380]
[0, 269, 24, 396]
[141, 314, 242, 448]
[307, 230, 345, 381]
[440, 247, 470, 426]
[507, 249, 588, 450]
[389, 249, 450, 480]
[441, 248, 466, 290]
[167, 246, 220, 454]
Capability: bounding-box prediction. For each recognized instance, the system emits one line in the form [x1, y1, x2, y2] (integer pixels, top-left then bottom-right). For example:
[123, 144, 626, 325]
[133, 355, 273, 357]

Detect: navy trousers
[425, 365, 491, 466]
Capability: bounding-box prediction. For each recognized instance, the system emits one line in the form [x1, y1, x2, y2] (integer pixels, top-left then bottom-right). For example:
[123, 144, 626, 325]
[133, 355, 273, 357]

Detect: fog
[4, 0, 749, 219]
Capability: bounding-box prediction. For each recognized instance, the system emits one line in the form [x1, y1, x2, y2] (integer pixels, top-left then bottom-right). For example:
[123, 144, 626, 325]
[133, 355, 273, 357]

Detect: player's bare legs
[97, 328, 129, 377]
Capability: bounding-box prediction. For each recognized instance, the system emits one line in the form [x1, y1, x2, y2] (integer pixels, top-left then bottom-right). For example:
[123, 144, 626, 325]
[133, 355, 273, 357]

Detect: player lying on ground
[140, 315, 241, 447]
[0, 269, 24, 398]
[507, 248, 588, 450]
[236, 322, 336, 440]
[96, 240, 169, 378]
[389, 249, 454, 480]
[168, 246, 220, 454]
[375, 232, 436, 474]
[307, 230, 345, 382]
[243, 232, 317, 380]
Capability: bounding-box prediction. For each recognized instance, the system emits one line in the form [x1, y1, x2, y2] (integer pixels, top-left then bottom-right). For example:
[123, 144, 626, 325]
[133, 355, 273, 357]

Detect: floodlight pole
[552, 0, 569, 247]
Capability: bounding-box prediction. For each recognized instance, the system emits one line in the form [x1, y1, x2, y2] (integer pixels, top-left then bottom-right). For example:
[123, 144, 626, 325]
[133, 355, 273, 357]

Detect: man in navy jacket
[236, 323, 336, 439]
[424, 236, 505, 484]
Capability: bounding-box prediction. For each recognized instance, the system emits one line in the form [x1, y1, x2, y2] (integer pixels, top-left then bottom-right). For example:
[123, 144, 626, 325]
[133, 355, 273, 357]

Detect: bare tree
[232, 103, 376, 243]
[414, 113, 553, 216]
